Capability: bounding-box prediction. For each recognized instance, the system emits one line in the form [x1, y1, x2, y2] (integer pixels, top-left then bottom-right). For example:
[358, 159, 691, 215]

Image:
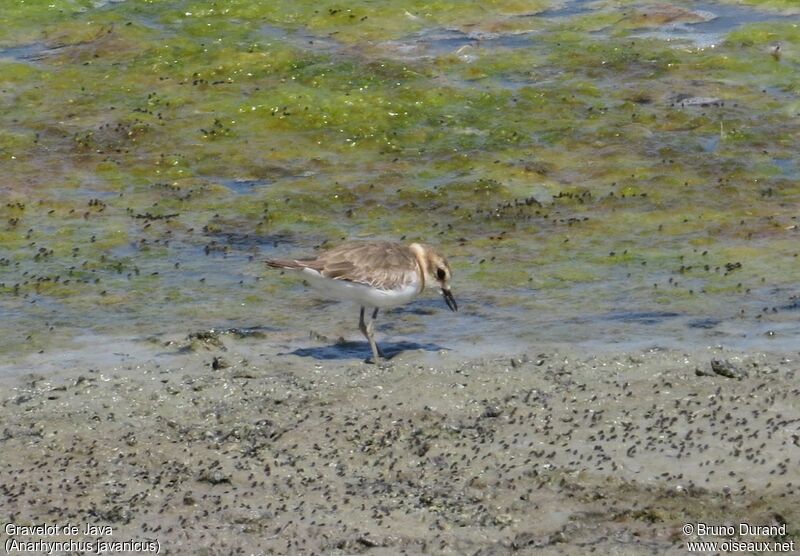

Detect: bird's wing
[314, 242, 420, 291]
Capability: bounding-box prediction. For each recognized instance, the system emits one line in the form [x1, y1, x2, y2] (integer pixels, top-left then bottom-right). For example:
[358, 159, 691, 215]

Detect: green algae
[164, 0, 555, 44]
[719, 0, 800, 12]
[1, 0, 799, 356]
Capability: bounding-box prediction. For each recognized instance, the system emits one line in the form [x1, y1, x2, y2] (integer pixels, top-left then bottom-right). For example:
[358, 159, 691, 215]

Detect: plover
[265, 240, 457, 362]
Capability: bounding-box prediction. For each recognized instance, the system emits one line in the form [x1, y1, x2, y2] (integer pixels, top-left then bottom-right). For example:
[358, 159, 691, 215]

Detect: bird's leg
[367, 308, 386, 359]
[359, 306, 381, 363]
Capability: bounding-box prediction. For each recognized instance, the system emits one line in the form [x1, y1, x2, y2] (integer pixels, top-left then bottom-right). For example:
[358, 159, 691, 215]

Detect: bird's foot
[364, 354, 392, 366]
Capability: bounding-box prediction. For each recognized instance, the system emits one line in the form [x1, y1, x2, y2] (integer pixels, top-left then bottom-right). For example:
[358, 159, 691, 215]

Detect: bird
[265, 240, 457, 363]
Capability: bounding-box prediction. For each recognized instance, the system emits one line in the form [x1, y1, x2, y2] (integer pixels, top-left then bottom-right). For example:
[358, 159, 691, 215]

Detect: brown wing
[313, 241, 419, 291]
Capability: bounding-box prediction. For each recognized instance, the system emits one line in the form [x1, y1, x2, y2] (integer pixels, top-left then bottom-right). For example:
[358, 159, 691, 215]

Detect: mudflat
[1, 334, 797, 554]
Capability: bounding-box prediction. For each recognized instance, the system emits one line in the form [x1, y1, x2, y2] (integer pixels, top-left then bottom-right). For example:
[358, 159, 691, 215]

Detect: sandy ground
[1, 332, 798, 555]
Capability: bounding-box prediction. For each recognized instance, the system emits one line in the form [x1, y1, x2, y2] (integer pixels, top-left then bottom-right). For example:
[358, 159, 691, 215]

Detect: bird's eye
[436, 268, 447, 280]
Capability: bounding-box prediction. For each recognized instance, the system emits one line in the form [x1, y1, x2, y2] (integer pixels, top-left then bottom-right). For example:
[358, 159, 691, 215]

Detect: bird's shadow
[284, 340, 446, 361]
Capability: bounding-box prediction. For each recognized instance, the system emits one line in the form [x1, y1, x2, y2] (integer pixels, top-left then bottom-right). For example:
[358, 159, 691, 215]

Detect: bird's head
[409, 243, 457, 312]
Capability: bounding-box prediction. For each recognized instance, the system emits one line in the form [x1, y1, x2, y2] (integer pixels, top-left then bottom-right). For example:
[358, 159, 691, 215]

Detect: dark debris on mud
[0, 344, 798, 554]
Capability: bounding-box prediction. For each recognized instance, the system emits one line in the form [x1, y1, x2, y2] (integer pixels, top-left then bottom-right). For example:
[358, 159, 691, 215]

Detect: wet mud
[1, 336, 798, 554]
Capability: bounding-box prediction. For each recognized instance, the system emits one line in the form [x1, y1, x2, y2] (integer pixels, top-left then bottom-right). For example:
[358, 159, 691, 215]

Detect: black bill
[442, 288, 458, 312]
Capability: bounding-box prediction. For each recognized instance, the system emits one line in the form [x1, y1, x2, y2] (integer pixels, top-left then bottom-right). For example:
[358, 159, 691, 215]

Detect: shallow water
[1, 0, 799, 371]
[631, 1, 800, 47]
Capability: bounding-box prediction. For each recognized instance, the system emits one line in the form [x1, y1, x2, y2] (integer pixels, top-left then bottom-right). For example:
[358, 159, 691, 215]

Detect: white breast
[300, 268, 422, 308]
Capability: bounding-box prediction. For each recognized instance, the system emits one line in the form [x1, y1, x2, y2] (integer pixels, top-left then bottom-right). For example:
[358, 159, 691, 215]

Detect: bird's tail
[264, 258, 307, 270]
